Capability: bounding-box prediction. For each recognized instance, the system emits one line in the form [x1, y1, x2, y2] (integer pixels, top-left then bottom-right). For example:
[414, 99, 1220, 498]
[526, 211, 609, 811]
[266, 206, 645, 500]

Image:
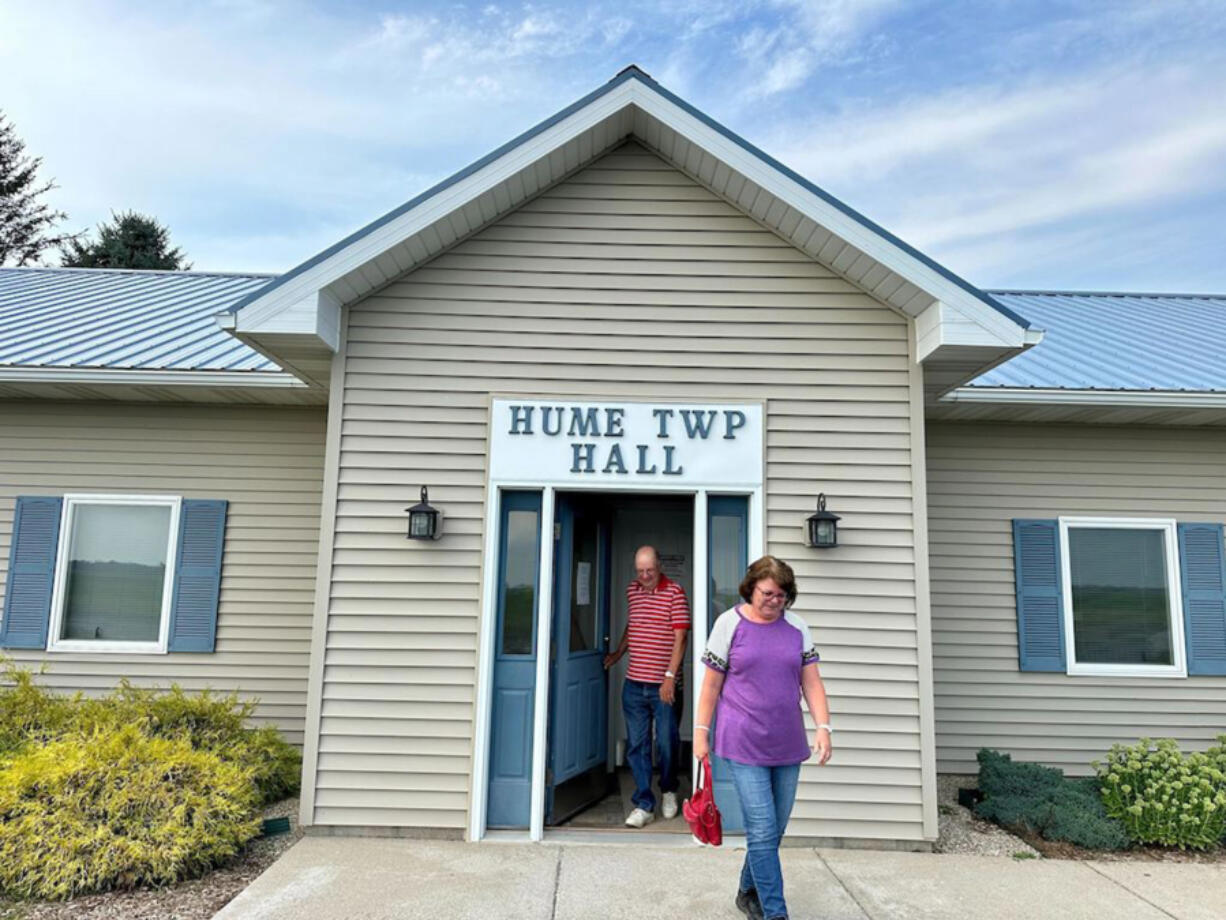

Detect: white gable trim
[223, 70, 1033, 358]
[227, 81, 639, 344]
[625, 85, 1030, 348]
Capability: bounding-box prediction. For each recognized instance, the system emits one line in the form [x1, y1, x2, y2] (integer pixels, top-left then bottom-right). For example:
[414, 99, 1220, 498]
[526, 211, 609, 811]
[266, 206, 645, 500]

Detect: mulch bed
[1012, 826, 1226, 863]
[0, 797, 303, 920]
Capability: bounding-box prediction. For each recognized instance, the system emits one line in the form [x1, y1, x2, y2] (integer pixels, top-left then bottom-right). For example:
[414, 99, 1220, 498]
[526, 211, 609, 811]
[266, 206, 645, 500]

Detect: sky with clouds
[2, 0, 1225, 291]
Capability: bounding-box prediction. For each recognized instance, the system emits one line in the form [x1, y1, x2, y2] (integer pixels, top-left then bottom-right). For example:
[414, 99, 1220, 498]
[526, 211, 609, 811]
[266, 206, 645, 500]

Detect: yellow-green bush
[0, 725, 260, 900]
[0, 661, 300, 806]
[1096, 737, 1226, 850]
[0, 659, 302, 899]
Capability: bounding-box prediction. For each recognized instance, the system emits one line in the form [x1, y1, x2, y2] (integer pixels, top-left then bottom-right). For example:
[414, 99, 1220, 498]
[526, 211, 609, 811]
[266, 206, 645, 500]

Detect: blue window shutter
[1, 496, 63, 649]
[168, 500, 227, 653]
[1178, 523, 1226, 676]
[1013, 519, 1066, 671]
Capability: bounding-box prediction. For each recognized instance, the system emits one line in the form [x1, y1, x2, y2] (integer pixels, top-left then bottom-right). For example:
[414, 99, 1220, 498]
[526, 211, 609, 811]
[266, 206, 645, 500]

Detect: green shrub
[0, 660, 77, 756]
[100, 682, 300, 805]
[0, 658, 302, 899]
[975, 749, 1130, 850]
[0, 662, 300, 806]
[0, 725, 260, 900]
[1096, 737, 1226, 850]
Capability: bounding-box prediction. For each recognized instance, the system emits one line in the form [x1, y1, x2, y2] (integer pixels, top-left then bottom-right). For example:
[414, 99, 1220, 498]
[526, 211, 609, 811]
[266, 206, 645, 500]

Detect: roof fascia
[942, 387, 1226, 408]
[0, 367, 308, 388]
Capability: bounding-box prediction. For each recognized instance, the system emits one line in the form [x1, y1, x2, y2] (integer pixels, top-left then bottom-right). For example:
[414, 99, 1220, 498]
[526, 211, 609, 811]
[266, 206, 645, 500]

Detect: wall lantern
[406, 486, 443, 540]
[805, 493, 840, 548]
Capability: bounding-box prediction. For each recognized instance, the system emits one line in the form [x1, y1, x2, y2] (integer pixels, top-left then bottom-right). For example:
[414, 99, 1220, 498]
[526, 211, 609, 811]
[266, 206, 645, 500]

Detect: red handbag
[683, 755, 723, 846]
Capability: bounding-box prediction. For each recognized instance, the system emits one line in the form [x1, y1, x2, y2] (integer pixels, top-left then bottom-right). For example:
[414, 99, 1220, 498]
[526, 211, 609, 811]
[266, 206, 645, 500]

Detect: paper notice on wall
[658, 553, 686, 581]
[576, 561, 591, 606]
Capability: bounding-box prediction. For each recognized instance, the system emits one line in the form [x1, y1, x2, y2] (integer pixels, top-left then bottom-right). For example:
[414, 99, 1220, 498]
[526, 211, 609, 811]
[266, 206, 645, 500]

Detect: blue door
[547, 494, 611, 823]
[708, 495, 749, 832]
[487, 491, 542, 828]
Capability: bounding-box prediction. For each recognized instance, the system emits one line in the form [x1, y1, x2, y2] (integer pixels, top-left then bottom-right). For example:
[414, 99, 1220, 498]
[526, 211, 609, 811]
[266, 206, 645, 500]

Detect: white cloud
[735, 0, 902, 100]
[763, 59, 1226, 285]
[1, 0, 1223, 287]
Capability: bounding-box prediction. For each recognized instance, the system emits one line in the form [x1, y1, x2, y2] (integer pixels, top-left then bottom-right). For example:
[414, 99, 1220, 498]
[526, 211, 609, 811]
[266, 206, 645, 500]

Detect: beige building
[2, 68, 1223, 851]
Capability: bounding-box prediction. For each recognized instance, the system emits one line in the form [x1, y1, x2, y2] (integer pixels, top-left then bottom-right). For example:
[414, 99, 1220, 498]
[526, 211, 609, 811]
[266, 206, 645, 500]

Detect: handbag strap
[696, 755, 712, 791]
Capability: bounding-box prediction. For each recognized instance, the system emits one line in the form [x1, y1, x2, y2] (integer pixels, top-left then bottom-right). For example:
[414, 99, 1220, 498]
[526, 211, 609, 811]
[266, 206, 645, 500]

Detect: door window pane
[501, 508, 539, 655]
[709, 499, 747, 628]
[1068, 527, 1173, 665]
[569, 515, 598, 652]
[60, 504, 172, 642]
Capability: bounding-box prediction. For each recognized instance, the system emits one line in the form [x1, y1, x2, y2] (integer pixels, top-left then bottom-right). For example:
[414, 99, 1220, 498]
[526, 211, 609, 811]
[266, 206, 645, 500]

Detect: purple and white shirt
[702, 605, 821, 766]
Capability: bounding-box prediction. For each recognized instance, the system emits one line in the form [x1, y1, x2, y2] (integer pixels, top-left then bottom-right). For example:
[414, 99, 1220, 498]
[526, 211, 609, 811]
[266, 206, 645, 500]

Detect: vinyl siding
[317, 142, 925, 839]
[927, 421, 1226, 774]
[0, 400, 326, 745]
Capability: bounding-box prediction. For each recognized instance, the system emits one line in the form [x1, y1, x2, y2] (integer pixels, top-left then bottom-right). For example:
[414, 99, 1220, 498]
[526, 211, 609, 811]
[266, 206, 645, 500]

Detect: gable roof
[221, 66, 1038, 392]
[230, 66, 1030, 332]
[971, 291, 1226, 392]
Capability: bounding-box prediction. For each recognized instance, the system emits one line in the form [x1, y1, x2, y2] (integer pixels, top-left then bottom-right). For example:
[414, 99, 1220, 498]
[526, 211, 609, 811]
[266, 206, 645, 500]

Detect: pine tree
[0, 112, 79, 266]
[61, 211, 190, 271]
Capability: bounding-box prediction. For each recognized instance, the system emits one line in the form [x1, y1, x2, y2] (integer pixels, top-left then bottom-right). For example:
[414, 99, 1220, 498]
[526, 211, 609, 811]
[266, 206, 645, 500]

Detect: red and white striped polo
[625, 573, 691, 684]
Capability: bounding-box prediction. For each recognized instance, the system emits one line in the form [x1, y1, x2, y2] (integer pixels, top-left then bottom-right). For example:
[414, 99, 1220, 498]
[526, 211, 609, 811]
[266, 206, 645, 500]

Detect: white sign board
[489, 399, 763, 486]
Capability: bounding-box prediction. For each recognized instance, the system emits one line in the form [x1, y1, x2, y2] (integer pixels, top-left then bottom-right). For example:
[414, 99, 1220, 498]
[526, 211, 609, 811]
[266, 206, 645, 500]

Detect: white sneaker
[662, 792, 679, 820]
[625, 807, 655, 828]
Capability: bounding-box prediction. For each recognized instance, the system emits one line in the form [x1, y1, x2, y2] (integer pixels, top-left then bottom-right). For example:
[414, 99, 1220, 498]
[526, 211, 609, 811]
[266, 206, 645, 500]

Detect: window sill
[47, 641, 167, 655]
[1066, 663, 1187, 679]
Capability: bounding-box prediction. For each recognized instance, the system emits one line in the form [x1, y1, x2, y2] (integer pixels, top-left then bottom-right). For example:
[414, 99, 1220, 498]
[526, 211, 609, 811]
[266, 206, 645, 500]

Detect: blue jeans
[622, 678, 682, 812]
[726, 760, 801, 920]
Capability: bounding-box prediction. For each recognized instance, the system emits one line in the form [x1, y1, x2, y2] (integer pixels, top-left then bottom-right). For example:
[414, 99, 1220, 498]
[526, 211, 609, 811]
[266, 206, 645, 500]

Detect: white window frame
[47, 494, 182, 655]
[1058, 516, 1186, 678]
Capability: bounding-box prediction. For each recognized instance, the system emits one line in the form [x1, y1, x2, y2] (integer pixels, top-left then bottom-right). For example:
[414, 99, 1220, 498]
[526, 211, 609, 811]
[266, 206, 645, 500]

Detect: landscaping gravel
[0, 797, 303, 920]
[934, 773, 1040, 857]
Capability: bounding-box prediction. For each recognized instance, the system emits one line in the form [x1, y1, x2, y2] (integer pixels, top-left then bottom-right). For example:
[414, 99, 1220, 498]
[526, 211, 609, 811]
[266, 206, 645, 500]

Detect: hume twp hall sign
[489, 399, 763, 487]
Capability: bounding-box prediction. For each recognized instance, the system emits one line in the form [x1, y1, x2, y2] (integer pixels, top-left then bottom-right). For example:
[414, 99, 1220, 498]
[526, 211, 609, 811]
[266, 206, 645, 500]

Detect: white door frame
[469, 481, 764, 842]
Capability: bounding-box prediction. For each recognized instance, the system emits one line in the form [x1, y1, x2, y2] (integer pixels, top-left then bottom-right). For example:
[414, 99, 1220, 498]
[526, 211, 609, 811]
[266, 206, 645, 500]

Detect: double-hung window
[2, 492, 227, 655]
[1058, 517, 1185, 678]
[1014, 515, 1226, 677]
[47, 495, 182, 653]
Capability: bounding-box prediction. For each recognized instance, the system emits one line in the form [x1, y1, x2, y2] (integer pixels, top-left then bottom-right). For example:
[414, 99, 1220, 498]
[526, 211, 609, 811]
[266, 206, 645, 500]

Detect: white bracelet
[664, 670, 675, 679]
[695, 725, 710, 732]
[816, 723, 833, 733]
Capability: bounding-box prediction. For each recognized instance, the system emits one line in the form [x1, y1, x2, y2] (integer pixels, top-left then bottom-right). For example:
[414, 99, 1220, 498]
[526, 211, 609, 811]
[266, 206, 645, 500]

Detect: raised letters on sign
[506, 403, 752, 480]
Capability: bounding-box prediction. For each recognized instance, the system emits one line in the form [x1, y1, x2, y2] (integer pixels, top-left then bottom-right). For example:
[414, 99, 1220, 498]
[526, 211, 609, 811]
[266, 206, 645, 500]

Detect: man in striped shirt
[603, 545, 691, 827]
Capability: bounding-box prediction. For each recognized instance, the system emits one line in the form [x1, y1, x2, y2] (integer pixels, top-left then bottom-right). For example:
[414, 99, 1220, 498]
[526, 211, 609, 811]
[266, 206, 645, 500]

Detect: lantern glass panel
[815, 519, 836, 546]
[410, 511, 434, 538]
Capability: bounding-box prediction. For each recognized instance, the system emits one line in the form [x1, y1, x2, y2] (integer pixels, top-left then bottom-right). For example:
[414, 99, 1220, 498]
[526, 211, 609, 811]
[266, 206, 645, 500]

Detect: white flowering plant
[1095, 736, 1226, 850]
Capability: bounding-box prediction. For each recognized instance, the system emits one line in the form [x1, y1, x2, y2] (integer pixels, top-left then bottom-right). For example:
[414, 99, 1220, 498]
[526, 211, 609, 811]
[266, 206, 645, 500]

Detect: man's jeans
[622, 678, 682, 812]
[725, 760, 801, 920]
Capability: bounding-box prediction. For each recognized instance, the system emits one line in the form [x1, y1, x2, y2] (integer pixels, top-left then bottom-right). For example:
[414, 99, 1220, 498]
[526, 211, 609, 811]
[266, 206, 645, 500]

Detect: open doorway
[546, 491, 695, 831]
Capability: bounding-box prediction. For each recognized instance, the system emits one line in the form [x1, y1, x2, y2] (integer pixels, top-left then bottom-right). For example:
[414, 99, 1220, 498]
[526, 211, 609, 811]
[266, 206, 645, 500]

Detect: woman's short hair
[739, 555, 798, 607]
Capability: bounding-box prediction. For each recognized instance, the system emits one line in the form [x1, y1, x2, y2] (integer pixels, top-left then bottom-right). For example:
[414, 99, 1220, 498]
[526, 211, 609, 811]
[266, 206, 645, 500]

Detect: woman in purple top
[694, 555, 832, 920]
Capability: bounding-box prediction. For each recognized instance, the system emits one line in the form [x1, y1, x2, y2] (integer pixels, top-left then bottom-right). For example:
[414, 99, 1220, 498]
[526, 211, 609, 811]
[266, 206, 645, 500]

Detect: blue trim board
[231, 66, 1029, 331]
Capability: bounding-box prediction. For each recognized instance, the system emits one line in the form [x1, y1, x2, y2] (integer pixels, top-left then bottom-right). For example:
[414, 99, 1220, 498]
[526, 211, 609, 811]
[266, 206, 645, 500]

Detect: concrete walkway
[214, 835, 1226, 920]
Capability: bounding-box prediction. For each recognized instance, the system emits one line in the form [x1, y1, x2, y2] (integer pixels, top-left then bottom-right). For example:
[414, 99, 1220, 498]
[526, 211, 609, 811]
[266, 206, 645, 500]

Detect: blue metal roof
[0, 267, 279, 372]
[973, 291, 1226, 391]
[5, 270, 1224, 394]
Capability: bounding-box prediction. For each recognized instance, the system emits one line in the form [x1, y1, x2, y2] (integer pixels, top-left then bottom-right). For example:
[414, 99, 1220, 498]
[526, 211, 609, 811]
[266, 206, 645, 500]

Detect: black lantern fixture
[805, 493, 840, 548]
[406, 486, 443, 541]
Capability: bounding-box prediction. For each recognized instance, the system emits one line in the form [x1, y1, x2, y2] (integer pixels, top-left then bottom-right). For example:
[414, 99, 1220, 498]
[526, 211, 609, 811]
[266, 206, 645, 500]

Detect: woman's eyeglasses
[755, 587, 786, 602]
